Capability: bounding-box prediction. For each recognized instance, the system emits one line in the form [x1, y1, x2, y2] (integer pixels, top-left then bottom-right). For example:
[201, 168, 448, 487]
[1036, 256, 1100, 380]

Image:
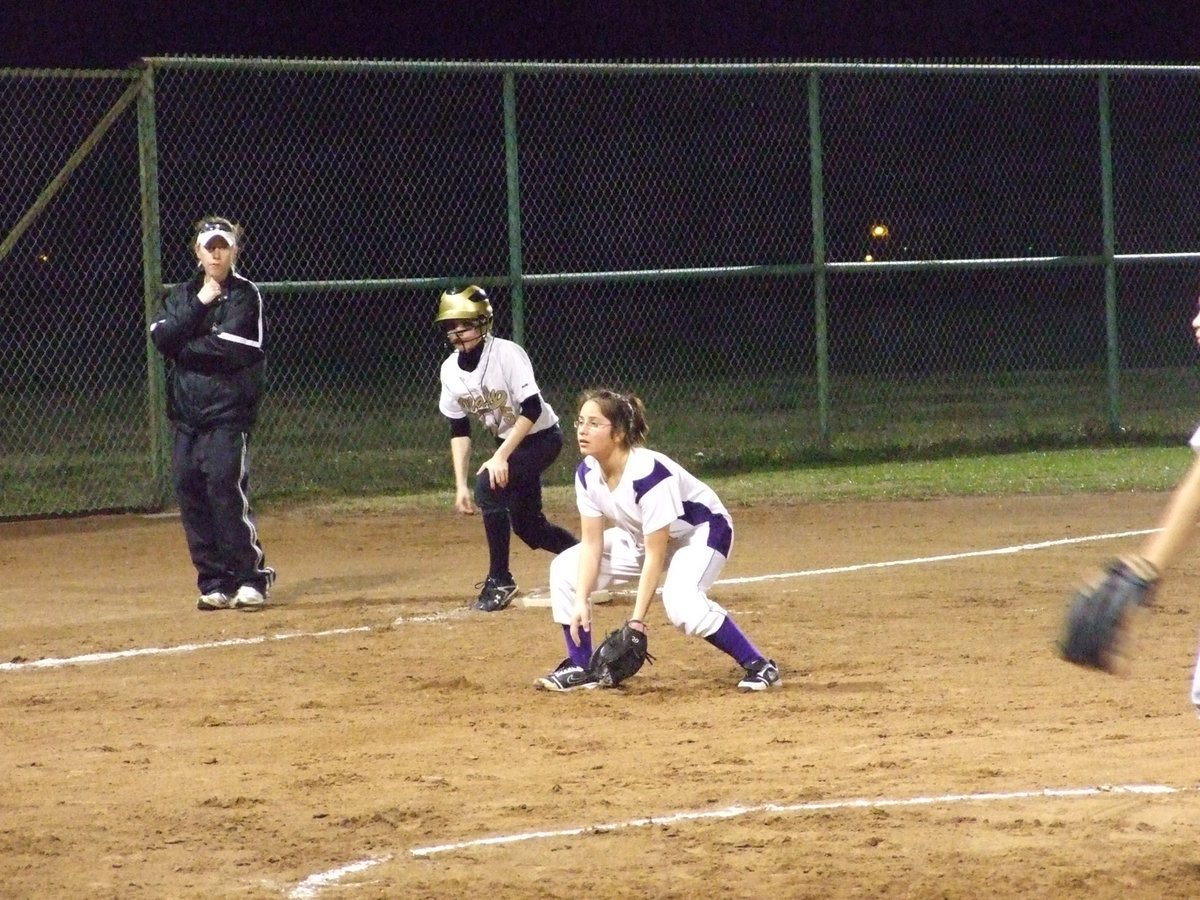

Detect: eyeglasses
[199, 221, 230, 232]
[574, 417, 612, 432]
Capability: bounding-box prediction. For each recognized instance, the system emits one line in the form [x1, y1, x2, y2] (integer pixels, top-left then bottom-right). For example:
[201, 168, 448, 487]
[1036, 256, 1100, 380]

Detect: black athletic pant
[474, 424, 578, 577]
[172, 425, 272, 596]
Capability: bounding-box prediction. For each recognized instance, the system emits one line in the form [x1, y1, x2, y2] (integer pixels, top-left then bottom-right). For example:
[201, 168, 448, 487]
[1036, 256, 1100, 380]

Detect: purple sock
[704, 616, 762, 668]
[564, 624, 592, 668]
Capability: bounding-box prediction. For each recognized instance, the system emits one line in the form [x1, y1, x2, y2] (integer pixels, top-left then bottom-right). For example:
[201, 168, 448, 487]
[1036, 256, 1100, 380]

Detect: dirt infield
[5, 492, 1200, 899]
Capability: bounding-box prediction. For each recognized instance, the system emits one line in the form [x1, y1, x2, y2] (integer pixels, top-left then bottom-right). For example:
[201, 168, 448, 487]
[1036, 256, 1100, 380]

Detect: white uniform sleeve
[638, 471, 685, 535]
[575, 460, 604, 518]
[437, 357, 465, 419]
[507, 343, 542, 403]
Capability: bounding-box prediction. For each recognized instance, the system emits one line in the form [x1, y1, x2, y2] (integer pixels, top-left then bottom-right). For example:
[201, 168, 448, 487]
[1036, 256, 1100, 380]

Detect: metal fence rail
[3, 59, 1200, 517]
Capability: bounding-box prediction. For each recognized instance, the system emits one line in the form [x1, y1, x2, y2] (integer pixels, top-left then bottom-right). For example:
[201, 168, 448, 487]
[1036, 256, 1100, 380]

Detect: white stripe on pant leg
[236, 431, 267, 575]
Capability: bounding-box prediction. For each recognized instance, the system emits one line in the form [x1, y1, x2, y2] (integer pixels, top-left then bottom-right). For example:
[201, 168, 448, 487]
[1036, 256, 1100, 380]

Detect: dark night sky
[6, 0, 1200, 69]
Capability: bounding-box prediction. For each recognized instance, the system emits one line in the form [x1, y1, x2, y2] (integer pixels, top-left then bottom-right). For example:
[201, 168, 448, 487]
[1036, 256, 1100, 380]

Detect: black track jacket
[149, 271, 266, 432]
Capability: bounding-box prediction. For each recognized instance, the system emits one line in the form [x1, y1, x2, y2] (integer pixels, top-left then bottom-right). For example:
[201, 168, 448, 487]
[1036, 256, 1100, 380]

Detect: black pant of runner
[172, 426, 273, 596]
[474, 424, 578, 576]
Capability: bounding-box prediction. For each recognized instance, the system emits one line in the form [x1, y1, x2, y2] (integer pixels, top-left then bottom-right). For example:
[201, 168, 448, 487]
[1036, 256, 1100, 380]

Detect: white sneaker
[231, 585, 266, 610]
[197, 592, 230, 611]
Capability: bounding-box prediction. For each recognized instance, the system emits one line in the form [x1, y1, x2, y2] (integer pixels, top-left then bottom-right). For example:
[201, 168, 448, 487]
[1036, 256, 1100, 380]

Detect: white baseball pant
[548, 524, 730, 637]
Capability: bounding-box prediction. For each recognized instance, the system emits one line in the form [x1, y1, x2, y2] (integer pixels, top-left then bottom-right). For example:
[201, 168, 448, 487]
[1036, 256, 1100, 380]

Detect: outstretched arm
[1140, 300, 1200, 571]
[1140, 455, 1200, 572]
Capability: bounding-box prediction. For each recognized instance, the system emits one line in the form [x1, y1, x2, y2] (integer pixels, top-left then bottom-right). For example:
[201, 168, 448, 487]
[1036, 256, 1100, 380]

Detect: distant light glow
[37, 253, 50, 263]
[870, 224, 889, 238]
[864, 254, 874, 262]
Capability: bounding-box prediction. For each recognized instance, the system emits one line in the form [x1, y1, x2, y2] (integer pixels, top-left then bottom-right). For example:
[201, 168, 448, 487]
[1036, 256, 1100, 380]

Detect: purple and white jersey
[574, 447, 733, 556]
[438, 335, 558, 440]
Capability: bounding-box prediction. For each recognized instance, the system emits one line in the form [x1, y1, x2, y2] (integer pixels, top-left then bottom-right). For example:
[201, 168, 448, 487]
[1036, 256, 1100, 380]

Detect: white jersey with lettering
[438, 334, 558, 440]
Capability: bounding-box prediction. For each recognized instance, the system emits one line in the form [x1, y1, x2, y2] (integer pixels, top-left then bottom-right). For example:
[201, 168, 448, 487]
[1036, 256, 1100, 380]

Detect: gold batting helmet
[435, 285, 494, 334]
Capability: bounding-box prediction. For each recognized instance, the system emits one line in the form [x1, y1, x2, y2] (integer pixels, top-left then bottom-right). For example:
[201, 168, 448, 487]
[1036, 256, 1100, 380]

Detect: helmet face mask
[436, 286, 494, 346]
[443, 318, 488, 351]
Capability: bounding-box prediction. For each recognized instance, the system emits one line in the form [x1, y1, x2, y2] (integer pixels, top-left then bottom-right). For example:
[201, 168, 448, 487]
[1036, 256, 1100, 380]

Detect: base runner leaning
[436, 286, 578, 611]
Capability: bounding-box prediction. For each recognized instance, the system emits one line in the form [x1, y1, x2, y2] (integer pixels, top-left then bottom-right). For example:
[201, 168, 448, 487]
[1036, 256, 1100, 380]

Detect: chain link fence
[3, 60, 1200, 518]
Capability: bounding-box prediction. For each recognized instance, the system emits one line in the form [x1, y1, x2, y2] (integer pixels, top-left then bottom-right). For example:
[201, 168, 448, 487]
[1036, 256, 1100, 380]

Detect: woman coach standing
[149, 216, 274, 611]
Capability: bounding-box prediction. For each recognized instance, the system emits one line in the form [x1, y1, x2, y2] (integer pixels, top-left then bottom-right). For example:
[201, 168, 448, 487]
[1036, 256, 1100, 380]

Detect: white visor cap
[196, 225, 238, 249]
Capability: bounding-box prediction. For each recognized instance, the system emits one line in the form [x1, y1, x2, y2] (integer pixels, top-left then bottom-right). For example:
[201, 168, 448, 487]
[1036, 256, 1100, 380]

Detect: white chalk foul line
[288, 855, 394, 900]
[288, 782, 1193, 897]
[717, 528, 1158, 585]
[0, 627, 372, 672]
[521, 527, 1159, 599]
[407, 783, 1183, 857]
[0, 608, 472, 673]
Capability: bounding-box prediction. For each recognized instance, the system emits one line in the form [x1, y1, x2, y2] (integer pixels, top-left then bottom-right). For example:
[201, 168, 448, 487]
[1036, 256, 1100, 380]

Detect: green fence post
[503, 70, 527, 346]
[137, 62, 172, 508]
[808, 70, 831, 448]
[1097, 70, 1122, 434]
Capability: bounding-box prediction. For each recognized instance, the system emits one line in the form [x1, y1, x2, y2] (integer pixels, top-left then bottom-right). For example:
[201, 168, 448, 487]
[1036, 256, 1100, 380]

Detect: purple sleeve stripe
[681, 500, 733, 556]
[631, 460, 672, 502]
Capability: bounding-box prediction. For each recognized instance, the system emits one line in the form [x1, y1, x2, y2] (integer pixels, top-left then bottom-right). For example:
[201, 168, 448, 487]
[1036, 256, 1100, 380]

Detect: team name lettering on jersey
[458, 388, 515, 432]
